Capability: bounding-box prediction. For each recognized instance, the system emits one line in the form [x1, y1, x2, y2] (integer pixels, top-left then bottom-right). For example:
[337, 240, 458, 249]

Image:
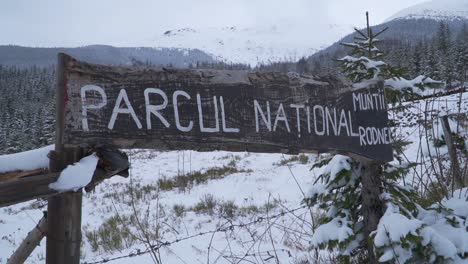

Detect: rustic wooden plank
[0, 168, 48, 184]
[0, 165, 127, 208]
[7, 216, 47, 264]
[0, 172, 59, 207]
[61, 54, 393, 162]
[0, 146, 129, 208]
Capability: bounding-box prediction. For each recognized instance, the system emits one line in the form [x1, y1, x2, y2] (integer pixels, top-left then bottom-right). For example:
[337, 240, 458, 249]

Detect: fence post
[46, 53, 83, 264]
[360, 160, 384, 263]
[440, 115, 463, 190]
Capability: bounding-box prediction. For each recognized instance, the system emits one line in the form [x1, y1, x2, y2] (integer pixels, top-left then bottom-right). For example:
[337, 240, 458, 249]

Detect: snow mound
[311, 216, 354, 246]
[0, 144, 53, 173]
[49, 153, 99, 192]
[443, 188, 468, 217]
[374, 210, 423, 248]
[387, 0, 468, 21]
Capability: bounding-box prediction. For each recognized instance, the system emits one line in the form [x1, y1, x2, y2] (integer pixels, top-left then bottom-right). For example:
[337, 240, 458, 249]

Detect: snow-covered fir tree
[306, 14, 468, 264]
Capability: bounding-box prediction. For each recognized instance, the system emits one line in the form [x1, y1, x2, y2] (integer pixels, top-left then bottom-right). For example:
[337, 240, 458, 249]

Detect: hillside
[289, 0, 468, 81]
[0, 45, 214, 68]
[154, 23, 353, 66]
[387, 0, 468, 21]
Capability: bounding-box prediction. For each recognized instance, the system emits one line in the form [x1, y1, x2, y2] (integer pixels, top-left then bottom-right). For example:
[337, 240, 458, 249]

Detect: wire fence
[83, 205, 309, 264]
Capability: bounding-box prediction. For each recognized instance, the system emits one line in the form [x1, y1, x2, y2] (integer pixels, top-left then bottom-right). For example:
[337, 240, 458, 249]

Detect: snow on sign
[60, 53, 393, 162]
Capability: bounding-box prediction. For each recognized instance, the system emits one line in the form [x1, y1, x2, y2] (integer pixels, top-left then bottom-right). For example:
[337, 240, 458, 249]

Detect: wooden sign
[59, 53, 393, 162]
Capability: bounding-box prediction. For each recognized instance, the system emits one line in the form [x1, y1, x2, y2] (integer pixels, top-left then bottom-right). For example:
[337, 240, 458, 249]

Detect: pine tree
[338, 18, 441, 99]
[307, 13, 466, 264]
[410, 41, 424, 76]
[296, 57, 309, 74]
[455, 23, 468, 87]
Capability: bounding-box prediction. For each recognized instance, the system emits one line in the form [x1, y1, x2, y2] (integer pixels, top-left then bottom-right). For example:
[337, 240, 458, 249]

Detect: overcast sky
[0, 0, 429, 47]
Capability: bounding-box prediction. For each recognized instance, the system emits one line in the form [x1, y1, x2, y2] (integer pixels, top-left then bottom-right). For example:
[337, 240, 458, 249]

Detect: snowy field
[0, 91, 467, 263]
[1, 151, 321, 263]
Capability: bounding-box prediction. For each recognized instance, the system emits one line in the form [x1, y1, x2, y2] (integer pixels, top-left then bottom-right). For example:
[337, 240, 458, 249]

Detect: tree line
[260, 21, 468, 89]
[0, 65, 55, 154]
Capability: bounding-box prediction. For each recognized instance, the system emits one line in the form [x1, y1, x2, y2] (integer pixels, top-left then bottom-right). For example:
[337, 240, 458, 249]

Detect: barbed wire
[83, 204, 309, 264]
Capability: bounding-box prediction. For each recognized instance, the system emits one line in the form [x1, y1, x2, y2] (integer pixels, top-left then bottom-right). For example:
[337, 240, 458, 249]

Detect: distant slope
[387, 0, 468, 21]
[312, 18, 465, 55]
[306, 0, 468, 74]
[304, 18, 468, 75]
[0, 45, 215, 67]
[154, 24, 354, 66]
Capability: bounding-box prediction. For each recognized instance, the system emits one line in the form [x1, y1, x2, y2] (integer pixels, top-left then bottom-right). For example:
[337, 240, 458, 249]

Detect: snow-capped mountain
[153, 23, 353, 66]
[306, 0, 468, 76]
[387, 0, 468, 21]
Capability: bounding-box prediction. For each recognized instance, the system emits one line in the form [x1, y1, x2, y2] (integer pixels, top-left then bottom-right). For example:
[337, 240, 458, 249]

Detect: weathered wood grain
[7, 215, 47, 264]
[0, 172, 59, 207]
[0, 146, 129, 208]
[47, 53, 82, 264]
[61, 53, 393, 161]
[0, 168, 48, 184]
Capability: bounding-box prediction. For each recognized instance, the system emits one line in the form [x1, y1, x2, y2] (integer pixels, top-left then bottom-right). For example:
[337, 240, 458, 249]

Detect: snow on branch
[372, 188, 468, 263]
[385, 75, 444, 95]
[338, 56, 386, 82]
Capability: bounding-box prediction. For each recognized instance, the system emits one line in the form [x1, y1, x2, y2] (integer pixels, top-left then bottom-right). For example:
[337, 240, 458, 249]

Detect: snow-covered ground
[0, 91, 467, 263]
[0, 150, 323, 263]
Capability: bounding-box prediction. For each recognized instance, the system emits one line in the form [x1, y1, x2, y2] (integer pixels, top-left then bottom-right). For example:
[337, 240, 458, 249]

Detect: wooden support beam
[46, 146, 83, 264]
[0, 147, 129, 208]
[0, 172, 59, 207]
[46, 193, 82, 263]
[440, 115, 463, 190]
[7, 215, 47, 264]
[0, 168, 48, 184]
[37, 63, 130, 263]
[46, 53, 83, 264]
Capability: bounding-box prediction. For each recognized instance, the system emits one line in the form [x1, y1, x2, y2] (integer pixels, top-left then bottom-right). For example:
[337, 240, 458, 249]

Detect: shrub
[276, 154, 309, 166]
[193, 194, 218, 215]
[219, 200, 238, 219]
[172, 204, 186, 218]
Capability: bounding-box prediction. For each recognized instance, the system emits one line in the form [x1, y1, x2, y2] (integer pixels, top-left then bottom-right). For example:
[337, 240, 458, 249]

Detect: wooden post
[7, 215, 47, 264]
[360, 160, 384, 263]
[440, 115, 463, 190]
[46, 187, 82, 264]
[46, 53, 83, 264]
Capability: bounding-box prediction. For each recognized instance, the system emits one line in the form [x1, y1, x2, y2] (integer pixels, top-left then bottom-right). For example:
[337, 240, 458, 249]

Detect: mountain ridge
[0, 45, 215, 68]
[153, 23, 354, 66]
[386, 0, 468, 21]
[297, 0, 468, 77]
